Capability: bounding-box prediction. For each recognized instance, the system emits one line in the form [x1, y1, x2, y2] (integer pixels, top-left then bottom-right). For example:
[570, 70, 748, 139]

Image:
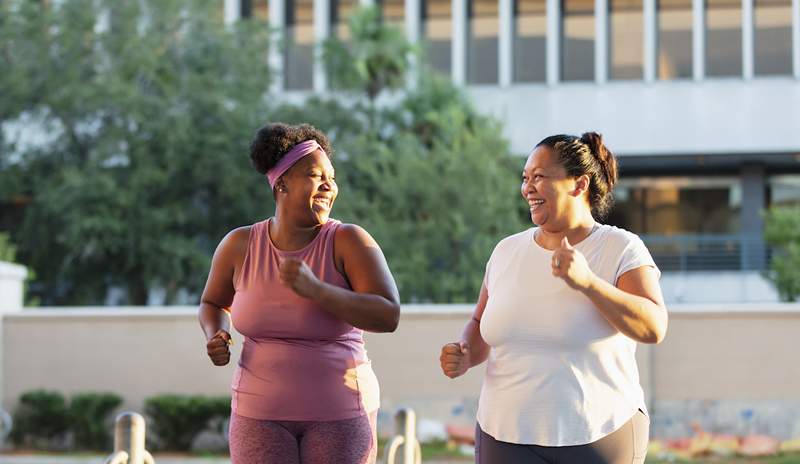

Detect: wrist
[581, 272, 600, 293]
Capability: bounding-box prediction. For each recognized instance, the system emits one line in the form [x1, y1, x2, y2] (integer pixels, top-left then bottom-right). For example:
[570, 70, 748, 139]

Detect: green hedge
[69, 392, 123, 450]
[10, 390, 70, 449]
[144, 394, 230, 451]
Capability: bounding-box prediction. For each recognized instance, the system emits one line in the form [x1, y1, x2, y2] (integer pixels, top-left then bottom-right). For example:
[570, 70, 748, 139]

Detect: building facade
[227, 0, 800, 302]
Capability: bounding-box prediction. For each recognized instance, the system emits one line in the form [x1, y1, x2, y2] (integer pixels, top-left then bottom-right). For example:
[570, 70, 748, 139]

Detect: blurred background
[1, 0, 799, 462]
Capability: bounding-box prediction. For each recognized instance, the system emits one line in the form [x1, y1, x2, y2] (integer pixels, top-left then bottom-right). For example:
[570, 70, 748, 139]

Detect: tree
[763, 207, 800, 302]
[0, 0, 274, 304]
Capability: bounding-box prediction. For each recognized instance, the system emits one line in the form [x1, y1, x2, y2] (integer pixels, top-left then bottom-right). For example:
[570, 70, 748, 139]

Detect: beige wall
[4, 304, 800, 427]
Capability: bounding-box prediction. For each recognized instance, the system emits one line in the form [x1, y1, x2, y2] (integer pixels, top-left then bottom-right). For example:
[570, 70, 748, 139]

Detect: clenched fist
[439, 341, 471, 379]
[206, 329, 232, 366]
[279, 258, 323, 299]
[551, 236, 596, 291]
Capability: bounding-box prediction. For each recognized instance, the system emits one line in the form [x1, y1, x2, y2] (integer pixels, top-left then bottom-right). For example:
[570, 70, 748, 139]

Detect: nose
[319, 175, 335, 191]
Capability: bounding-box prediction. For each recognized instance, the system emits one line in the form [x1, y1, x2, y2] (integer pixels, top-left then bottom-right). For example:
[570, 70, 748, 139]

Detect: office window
[422, 0, 452, 75]
[467, 0, 499, 84]
[379, 0, 405, 29]
[562, 0, 595, 81]
[514, 0, 547, 82]
[706, 0, 742, 77]
[769, 175, 800, 207]
[610, 0, 643, 79]
[332, 0, 358, 40]
[241, 0, 270, 20]
[755, 0, 792, 75]
[657, 0, 692, 79]
[285, 0, 314, 90]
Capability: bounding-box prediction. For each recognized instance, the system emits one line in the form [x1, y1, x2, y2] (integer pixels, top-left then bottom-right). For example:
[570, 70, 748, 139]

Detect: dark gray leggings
[475, 410, 649, 464]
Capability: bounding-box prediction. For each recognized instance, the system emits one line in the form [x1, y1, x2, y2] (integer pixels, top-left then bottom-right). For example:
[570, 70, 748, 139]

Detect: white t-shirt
[476, 224, 660, 446]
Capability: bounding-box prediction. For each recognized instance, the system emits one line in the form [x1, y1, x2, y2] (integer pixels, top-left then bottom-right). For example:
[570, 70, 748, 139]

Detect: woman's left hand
[279, 258, 324, 299]
[552, 237, 596, 291]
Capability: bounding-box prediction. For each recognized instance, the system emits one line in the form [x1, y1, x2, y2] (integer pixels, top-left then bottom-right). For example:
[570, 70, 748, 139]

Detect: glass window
[706, 0, 742, 77]
[657, 0, 693, 79]
[514, 0, 547, 82]
[562, 0, 595, 81]
[467, 0, 499, 84]
[378, 0, 405, 29]
[285, 0, 314, 90]
[608, 177, 742, 235]
[769, 175, 800, 208]
[755, 0, 792, 75]
[610, 0, 643, 79]
[331, 0, 358, 41]
[422, 0, 452, 75]
[241, 0, 270, 20]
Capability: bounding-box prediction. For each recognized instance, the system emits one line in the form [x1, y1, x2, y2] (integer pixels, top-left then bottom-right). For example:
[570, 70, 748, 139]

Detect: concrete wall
[4, 304, 800, 438]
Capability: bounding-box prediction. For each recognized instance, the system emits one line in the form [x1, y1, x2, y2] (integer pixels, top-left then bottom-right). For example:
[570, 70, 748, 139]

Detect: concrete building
[226, 0, 800, 303]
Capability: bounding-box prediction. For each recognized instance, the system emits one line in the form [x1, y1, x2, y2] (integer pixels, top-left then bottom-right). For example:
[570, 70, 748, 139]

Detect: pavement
[0, 455, 470, 464]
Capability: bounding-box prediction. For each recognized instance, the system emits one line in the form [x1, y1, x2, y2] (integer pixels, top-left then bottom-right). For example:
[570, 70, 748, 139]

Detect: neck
[270, 210, 323, 251]
[535, 213, 597, 250]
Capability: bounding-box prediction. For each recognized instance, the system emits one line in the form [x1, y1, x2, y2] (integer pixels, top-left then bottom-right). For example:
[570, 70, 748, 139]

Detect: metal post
[384, 408, 422, 464]
[104, 412, 155, 464]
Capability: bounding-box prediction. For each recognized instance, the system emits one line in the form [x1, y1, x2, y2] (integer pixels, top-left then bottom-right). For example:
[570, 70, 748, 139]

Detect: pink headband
[266, 140, 326, 188]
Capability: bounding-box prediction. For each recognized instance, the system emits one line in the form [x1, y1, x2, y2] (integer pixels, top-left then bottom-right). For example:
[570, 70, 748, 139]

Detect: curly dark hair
[249, 123, 334, 175]
[535, 132, 619, 220]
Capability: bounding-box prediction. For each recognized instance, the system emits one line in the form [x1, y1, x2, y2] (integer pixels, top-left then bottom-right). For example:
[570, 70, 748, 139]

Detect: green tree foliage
[0, 0, 274, 304]
[763, 207, 800, 302]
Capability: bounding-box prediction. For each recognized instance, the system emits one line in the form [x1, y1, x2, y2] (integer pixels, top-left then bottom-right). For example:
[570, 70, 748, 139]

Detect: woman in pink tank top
[198, 123, 400, 464]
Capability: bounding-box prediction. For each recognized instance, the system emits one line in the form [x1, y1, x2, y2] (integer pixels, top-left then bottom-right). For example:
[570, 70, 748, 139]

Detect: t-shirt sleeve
[614, 235, 661, 284]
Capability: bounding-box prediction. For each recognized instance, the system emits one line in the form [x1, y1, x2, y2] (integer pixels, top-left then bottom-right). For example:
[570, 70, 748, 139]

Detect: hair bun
[580, 131, 617, 189]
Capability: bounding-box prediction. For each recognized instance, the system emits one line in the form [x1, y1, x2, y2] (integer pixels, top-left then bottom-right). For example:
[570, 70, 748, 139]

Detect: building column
[269, 0, 286, 93]
[741, 164, 767, 271]
[225, 0, 242, 25]
[595, 0, 609, 83]
[452, 0, 468, 85]
[313, 0, 331, 92]
[406, 0, 422, 88]
[793, 0, 800, 78]
[499, 0, 514, 87]
[643, 0, 657, 82]
[742, 0, 754, 79]
[546, 0, 561, 84]
[692, 0, 705, 81]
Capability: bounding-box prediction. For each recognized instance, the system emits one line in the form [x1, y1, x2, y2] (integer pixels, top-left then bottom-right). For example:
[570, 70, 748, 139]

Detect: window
[467, 0, 499, 84]
[657, 0, 693, 79]
[331, 0, 358, 41]
[755, 0, 792, 75]
[285, 0, 314, 90]
[610, 0, 643, 79]
[379, 0, 405, 28]
[514, 0, 547, 82]
[562, 0, 595, 81]
[706, 0, 742, 77]
[241, 0, 270, 20]
[422, 0, 452, 75]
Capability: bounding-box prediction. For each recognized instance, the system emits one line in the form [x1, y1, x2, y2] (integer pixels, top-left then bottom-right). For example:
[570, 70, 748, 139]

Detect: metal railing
[104, 412, 155, 464]
[641, 234, 771, 272]
[384, 408, 422, 464]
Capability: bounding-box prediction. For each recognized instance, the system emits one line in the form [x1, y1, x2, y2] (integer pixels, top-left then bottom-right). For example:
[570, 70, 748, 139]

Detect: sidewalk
[0, 455, 470, 464]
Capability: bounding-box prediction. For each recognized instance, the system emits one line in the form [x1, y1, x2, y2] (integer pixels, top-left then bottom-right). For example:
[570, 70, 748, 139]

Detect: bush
[763, 207, 800, 302]
[69, 392, 123, 450]
[10, 390, 69, 449]
[144, 394, 230, 451]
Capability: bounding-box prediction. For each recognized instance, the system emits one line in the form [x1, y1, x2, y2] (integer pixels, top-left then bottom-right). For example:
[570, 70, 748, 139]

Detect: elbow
[642, 319, 668, 344]
[377, 303, 401, 333]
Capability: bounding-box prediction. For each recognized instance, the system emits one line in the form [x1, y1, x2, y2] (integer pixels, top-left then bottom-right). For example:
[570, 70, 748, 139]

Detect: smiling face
[521, 146, 583, 229]
[277, 149, 338, 225]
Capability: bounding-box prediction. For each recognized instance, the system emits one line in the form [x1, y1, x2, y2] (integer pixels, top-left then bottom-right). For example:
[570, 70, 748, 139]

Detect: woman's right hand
[206, 329, 232, 366]
[440, 341, 471, 378]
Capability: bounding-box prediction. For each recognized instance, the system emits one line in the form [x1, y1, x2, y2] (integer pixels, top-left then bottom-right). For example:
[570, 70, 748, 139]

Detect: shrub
[10, 390, 69, 449]
[69, 392, 123, 450]
[144, 394, 230, 451]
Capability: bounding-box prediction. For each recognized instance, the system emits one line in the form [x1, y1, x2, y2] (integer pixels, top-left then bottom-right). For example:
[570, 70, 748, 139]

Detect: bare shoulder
[335, 223, 379, 249]
[217, 226, 252, 259]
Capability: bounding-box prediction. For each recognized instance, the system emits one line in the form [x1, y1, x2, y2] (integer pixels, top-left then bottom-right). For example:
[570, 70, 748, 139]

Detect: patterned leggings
[228, 411, 377, 464]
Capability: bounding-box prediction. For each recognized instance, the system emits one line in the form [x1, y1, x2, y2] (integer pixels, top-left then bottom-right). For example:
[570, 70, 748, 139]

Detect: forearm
[198, 302, 231, 341]
[462, 319, 490, 367]
[315, 282, 400, 333]
[583, 276, 667, 344]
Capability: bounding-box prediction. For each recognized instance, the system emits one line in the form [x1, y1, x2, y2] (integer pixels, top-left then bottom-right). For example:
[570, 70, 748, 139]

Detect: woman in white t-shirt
[439, 132, 668, 464]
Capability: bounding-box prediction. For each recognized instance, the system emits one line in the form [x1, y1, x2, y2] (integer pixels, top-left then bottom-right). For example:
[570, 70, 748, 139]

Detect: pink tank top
[230, 218, 380, 421]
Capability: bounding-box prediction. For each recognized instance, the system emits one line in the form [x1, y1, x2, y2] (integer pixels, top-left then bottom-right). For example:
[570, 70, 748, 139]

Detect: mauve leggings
[475, 410, 650, 464]
[228, 411, 377, 464]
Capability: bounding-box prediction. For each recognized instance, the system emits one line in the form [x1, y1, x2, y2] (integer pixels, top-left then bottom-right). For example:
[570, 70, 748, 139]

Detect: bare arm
[440, 280, 491, 378]
[280, 224, 400, 333]
[583, 266, 668, 344]
[198, 227, 248, 342]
